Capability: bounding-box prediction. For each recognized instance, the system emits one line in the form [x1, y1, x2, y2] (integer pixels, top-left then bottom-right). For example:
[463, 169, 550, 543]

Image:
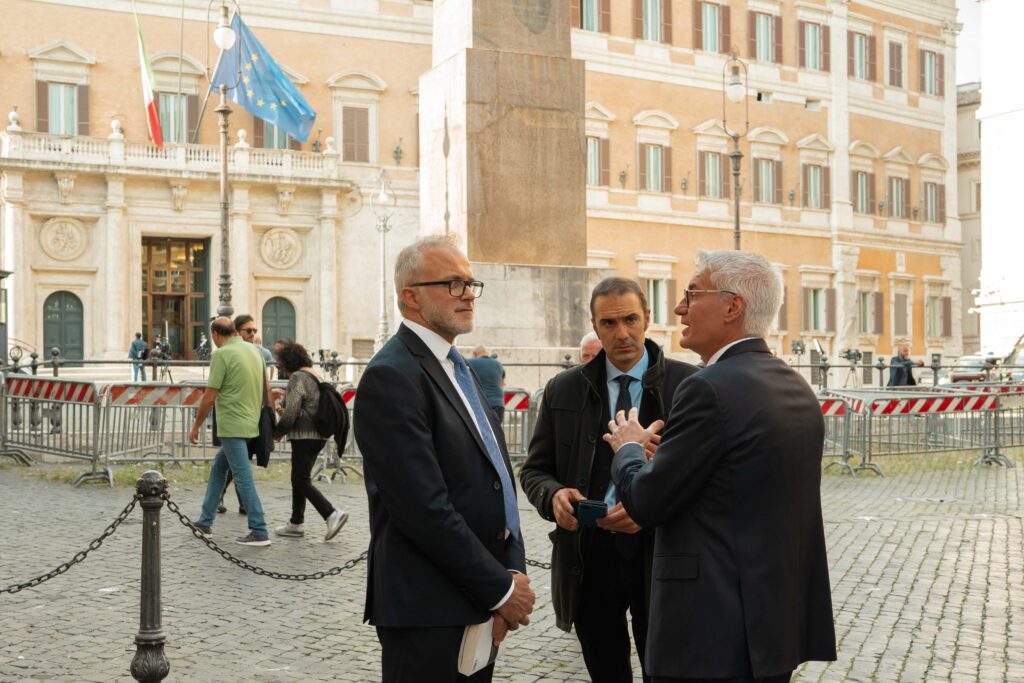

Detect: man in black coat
[887, 342, 923, 386]
[354, 235, 535, 683]
[521, 278, 697, 682]
[605, 250, 836, 683]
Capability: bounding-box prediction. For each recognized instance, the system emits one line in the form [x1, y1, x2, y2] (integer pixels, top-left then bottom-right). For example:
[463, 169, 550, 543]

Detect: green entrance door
[262, 297, 296, 346]
[42, 291, 84, 360]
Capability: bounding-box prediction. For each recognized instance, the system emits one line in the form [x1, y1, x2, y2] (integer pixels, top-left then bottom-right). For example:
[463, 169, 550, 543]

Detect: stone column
[104, 174, 129, 359]
[229, 184, 251, 317]
[419, 0, 586, 266]
[0, 172, 26, 350]
[833, 244, 861, 356]
[318, 189, 339, 351]
[828, 0, 853, 234]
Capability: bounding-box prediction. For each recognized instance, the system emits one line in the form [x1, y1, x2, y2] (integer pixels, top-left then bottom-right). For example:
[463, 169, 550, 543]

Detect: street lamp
[722, 54, 750, 251]
[208, 0, 241, 317]
[371, 172, 397, 351]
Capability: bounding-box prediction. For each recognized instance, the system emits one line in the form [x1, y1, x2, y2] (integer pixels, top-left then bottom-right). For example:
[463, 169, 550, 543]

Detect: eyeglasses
[682, 288, 736, 307]
[241, 327, 258, 334]
[409, 279, 484, 298]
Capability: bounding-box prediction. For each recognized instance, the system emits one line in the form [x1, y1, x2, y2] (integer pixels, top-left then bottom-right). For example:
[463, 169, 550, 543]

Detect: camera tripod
[842, 361, 862, 388]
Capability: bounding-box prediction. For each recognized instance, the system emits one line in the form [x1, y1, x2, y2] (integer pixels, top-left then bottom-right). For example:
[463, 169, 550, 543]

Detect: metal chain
[525, 558, 552, 571]
[1, 494, 141, 595]
[162, 493, 367, 580]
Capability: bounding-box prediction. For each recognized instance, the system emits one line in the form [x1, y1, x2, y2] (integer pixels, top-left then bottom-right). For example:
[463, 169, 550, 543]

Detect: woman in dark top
[273, 341, 348, 541]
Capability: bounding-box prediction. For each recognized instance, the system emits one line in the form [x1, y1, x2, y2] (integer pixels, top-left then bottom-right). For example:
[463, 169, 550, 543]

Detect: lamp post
[209, 0, 239, 317]
[722, 54, 749, 251]
[371, 172, 397, 351]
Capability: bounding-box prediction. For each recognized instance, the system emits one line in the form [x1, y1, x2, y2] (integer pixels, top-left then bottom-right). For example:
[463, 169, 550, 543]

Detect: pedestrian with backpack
[128, 332, 149, 382]
[272, 341, 348, 541]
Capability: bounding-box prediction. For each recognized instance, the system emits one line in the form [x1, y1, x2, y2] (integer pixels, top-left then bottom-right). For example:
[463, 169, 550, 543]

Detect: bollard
[50, 347, 60, 377]
[130, 471, 170, 682]
[876, 358, 887, 387]
[819, 356, 830, 390]
[30, 351, 38, 376]
[562, 353, 574, 369]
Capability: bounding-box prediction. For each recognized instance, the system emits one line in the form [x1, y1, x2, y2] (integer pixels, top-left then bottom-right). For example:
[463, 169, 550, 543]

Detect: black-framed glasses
[409, 279, 484, 298]
[683, 288, 736, 307]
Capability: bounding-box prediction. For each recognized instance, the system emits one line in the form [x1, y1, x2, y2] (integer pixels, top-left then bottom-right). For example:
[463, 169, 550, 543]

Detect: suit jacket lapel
[397, 326, 490, 460]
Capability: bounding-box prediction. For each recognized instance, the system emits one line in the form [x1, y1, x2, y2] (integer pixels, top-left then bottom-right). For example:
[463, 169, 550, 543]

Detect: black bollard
[50, 347, 60, 377]
[876, 358, 887, 387]
[130, 471, 170, 682]
[29, 351, 38, 376]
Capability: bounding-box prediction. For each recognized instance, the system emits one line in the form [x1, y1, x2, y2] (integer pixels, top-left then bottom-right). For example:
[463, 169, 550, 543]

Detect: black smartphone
[572, 499, 609, 528]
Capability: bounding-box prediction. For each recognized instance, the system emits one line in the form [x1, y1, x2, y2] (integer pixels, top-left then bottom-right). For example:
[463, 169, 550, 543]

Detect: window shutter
[773, 14, 783, 64]
[662, 0, 672, 44]
[886, 178, 893, 217]
[937, 52, 945, 96]
[662, 145, 672, 194]
[186, 94, 199, 144]
[667, 279, 677, 318]
[76, 84, 89, 136]
[599, 137, 610, 186]
[571, 0, 581, 28]
[720, 5, 730, 54]
[252, 114, 265, 148]
[634, 0, 644, 39]
[823, 166, 831, 209]
[773, 159, 782, 205]
[801, 164, 809, 207]
[847, 32, 855, 78]
[638, 143, 647, 190]
[894, 293, 908, 336]
[938, 183, 946, 224]
[289, 136, 301, 151]
[721, 154, 730, 199]
[698, 151, 707, 196]
[36, 80, 49, 132]
[826, 288, 837, 332]
[893, 43, 903, 87]
[638, 278, 649, 305]
[823, 25, 830, 72]
[801, 287, 810, 330]
[868, 35, 877, 82]
[874, 291, 885, 334]
[942, 296, 952, 337]
[798, 21, 806, 68]
[919, 49, 926, 92]
[778, 286, 788, 330]
[902, 178, 910, 219]
[888, 42, 897, 86]
[600, 0, 611, 33]
[693, 1, 703, 50]
[753, 158, 761, 203]
[851, 170, 857, 209]
[356, 108, 369, 162]
[868, 172, 876, 214]
[748, 12, 757, 59]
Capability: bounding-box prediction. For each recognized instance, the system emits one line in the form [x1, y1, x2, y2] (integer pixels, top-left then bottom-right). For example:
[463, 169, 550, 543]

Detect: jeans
[289, 439, 335, 524]
[132, 362, 146, 382]
[197, 437, 268, 536]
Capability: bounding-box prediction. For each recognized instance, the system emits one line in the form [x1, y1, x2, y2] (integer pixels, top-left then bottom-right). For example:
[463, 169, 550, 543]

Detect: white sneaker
[325, 509, 349, 541]
[274, 522, 305, 537]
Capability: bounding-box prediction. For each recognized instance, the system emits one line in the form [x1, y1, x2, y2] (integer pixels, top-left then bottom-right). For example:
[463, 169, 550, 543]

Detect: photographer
[888, 342, 924, 387]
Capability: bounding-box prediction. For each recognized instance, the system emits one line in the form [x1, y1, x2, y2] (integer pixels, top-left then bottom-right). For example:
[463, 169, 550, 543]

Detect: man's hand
[602, 407, 664, 453]
[596, 502, 641, 534]
[496, 572, 535, 628]
[188, 425, 200, 445]
[552, 487, 586, 531]
[644, 433, 662, 460]
[492, 614, 511, 645]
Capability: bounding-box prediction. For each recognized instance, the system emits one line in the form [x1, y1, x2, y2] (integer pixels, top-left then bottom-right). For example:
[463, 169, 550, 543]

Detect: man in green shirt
[189, 316, 272, 546]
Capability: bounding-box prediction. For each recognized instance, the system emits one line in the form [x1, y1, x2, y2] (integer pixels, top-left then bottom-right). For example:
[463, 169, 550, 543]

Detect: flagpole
[192, 48, 224, 145]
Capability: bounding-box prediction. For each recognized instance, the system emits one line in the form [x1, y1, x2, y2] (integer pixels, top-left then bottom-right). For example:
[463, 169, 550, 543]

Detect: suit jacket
[520, 339, 696, 631]
[612, 338, 836, 679]
[354, 324, 526, 628]
[887, 356, 917, 386]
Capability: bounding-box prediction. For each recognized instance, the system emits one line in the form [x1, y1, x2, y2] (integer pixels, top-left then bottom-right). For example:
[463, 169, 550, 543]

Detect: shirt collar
[706, 337, 759, 366]
[402, 318, 457, 364]
[606, 346, 649, 383]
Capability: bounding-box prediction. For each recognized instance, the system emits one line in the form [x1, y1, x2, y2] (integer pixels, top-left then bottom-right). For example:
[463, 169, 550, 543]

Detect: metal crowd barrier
[0, 373, 111, 486]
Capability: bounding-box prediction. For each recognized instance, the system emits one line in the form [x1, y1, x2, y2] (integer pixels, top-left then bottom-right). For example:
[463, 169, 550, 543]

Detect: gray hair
[394, 233, 463, 296]
[580, 331, 599, 348]
[695, 249, 782, 338]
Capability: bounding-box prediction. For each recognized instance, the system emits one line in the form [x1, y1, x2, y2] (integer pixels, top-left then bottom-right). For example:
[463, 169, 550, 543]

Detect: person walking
[128, 332, 148, 382]
[467, 345, 506, 424]
[888, 342, 924, 386]
[272, 341, 348, 541]
[188, 316, 272, 546]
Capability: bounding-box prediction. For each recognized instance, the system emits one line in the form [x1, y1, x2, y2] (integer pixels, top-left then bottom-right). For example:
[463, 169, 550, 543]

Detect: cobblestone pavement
[0, 460, 1022, 683]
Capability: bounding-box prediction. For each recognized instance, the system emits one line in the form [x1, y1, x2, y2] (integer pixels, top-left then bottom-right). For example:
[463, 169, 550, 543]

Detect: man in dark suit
[520, 277, 697, 682]
[354, 235, 535, 683]
[605, 249, 836, 683]
[887, 342, 923, 386]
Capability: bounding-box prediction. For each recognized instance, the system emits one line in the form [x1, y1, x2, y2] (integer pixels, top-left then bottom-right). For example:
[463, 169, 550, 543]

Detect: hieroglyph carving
[260, 228, 302, 269]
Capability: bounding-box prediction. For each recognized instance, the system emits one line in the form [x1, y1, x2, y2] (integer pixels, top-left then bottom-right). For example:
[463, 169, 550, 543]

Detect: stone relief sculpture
[260, 228, 302, 269]
[40, 217, 87, 261]
[513, 0, 551, 34]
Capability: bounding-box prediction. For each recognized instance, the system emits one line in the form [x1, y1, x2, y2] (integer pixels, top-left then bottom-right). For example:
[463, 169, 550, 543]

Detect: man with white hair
[579, 331, 602, 364]
[604, 249, 836, 683]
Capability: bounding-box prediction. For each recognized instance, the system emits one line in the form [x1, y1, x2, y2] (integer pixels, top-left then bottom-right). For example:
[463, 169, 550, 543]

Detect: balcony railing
[1, 130, 347, 184]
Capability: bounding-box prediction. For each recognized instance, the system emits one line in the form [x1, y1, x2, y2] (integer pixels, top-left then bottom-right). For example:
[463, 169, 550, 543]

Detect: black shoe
[217, 502, 227, 514]
[193, 523, 212, 540]
[234, 531, 270, 547]
[238, 506, 247, 515]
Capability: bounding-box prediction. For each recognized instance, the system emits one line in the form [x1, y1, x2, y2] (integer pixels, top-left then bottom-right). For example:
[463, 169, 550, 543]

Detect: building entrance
[142, 238, 209, 359]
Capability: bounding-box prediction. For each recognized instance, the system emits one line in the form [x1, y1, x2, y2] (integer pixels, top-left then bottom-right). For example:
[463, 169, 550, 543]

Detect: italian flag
[133, 8, 162, 149]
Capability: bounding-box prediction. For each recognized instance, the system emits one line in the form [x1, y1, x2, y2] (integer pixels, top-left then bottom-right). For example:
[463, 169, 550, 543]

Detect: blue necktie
[448, 347, 521, 539]
[606, 375, 636, 506]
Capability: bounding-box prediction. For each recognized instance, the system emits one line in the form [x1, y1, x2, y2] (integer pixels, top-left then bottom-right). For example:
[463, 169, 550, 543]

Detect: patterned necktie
[606, 375, 636, 506]
[447, 347, 521, 539]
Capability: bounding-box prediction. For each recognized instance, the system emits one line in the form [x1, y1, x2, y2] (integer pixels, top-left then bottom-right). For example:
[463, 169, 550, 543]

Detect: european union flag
[210, 14, 315, 143]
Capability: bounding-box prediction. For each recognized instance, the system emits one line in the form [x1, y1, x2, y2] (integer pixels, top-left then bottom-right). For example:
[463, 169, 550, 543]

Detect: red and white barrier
[504, 391, 530, 411]
[820, 399, 847, 416]
[870, 395, 997, 415]
[5, 376, 98, 404]
[106, 385, 184, 406]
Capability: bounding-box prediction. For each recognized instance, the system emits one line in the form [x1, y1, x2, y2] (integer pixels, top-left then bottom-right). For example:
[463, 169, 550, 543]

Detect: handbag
[247, 383, 275, 467]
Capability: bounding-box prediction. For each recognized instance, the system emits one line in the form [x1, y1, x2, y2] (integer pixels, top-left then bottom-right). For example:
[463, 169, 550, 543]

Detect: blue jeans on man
[197, 437, 268, 537]
[132, 362, 147, 382]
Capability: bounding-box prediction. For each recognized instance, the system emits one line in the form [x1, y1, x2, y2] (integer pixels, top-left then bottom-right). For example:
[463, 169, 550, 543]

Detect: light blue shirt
[604, 348, 648, 505]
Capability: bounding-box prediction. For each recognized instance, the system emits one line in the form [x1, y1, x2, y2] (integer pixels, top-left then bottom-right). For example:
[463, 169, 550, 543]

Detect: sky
[957, 0, 981, 84]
